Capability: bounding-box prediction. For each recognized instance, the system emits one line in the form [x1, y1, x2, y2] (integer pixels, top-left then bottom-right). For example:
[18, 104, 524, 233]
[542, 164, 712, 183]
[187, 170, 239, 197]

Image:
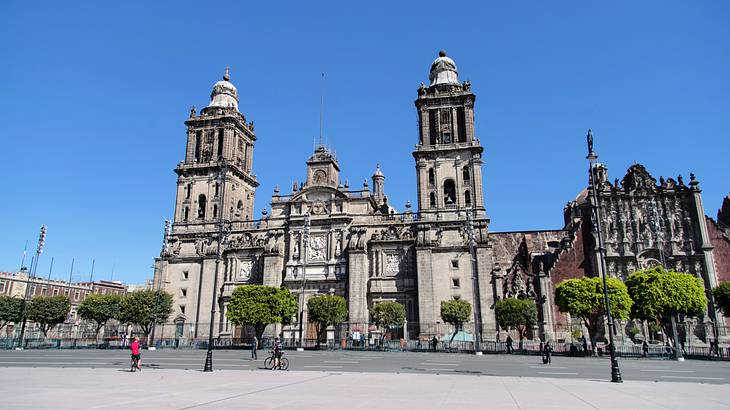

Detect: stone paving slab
[1, 367, 729, 409]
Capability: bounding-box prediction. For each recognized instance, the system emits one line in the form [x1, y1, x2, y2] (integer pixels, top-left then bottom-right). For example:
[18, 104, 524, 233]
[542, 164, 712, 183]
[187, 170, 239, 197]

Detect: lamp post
[204, 160, 230, 372]
[649, 200, 684, 361]
[586, 130, 622, 383]
[464, 209, 482, 355]
[150, 219, 172, 349]
[297, 214, 311, 351]
[17, 225, 47, 349]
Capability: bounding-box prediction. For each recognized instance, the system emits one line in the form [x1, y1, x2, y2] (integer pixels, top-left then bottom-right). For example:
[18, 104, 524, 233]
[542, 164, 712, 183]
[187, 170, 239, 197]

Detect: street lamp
[649, 200, 684, 361]
[204, 160, 231, 372]
[297, 213, 311, 351]
[17, 224, 47, 349]
[464, 209, 482, 355]
[586, 130, 622, 383]
[150, 219, 172, 349]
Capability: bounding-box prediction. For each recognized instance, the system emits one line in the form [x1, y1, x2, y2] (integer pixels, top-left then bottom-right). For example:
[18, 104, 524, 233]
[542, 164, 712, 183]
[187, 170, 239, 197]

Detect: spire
[223, 66, 231, 81]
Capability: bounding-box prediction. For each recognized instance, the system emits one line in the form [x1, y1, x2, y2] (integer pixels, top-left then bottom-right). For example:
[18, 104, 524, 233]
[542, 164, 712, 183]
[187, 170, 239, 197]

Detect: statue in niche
[293, 240, 300, 260]
[334, 238, 342, 258]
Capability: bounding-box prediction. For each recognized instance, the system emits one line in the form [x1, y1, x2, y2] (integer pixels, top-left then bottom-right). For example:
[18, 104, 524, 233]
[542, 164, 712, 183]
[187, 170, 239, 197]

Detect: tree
[307, 294, 348, 348]
[626, 267, 706, 339]
[554, 277, 632, 353]
[77, 294, 123, 337]
[226, 285, 298, 341]
[118, 289, 173, 338]
[712, 282, 730, 318]
[440, 299, 472, 342]
[370, 301, 406, 344]
[495, 297, 537, 346]
[0, 296, 23, 331]
[27, 296, 71, 337]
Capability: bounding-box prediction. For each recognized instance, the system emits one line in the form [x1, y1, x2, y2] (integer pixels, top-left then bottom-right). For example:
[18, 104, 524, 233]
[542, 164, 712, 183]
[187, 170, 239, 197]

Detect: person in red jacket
[130, 337, 142, 371]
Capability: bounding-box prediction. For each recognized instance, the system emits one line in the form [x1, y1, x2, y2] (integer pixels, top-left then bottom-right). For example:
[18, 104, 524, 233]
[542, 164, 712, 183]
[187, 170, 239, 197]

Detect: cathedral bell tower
[413, 51, 486, 218]
[173, 69, 259, 227]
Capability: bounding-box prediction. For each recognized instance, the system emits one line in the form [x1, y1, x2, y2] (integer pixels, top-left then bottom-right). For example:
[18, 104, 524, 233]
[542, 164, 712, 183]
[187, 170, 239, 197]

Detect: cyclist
[130, 336, 142, 371]
[272, 337, 283, 370]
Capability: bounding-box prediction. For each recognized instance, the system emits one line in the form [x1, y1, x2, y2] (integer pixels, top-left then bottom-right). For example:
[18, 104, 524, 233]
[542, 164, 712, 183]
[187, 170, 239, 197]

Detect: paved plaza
[1, 350, 729, 409]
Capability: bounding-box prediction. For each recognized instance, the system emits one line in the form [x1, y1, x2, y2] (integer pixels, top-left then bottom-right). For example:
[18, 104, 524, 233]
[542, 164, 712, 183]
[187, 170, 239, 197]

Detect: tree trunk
[254, 324, 266, 344]
[315, 324, 323, 349]
[585, 319, 598, 356]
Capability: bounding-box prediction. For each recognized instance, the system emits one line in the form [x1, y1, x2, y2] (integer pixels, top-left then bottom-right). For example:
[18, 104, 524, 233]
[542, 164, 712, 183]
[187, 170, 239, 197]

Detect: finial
[438, 50, 447, 57]
[190, 106, 196, 118]
[689, 173, 699, 187]
[223, 66, 231, 81]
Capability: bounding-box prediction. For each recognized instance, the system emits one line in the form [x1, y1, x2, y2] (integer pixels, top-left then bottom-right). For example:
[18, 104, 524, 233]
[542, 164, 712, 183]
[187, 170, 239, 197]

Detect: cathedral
[154, 52, 730, 344]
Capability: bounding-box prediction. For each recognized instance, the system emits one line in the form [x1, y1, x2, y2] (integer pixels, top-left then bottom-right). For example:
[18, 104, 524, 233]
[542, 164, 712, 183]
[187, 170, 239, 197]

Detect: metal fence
[2, 320, 729, 362]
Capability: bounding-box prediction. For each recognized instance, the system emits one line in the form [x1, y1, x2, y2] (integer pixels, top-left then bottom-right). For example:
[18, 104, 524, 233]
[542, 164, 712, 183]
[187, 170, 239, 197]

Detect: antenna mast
[319, 72, 325, 147]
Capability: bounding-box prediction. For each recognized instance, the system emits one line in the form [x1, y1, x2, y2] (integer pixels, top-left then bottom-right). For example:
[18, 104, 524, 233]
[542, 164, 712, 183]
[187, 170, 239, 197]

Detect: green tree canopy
[554, 277, 632, 348]
[307, 294, 348, 347]
[0, 296, 24, 331]
[226, 285, 298, 341]
[494, 297, 537, 340]
[440, 299, 472, 342]
[713, 282, 730, 318]
[27, 296, 71, 336]
[370, 301, 405, 342]
[626, 266, 707, 321]
[118, 289, 173, 336]
[77, 293, 123, 336]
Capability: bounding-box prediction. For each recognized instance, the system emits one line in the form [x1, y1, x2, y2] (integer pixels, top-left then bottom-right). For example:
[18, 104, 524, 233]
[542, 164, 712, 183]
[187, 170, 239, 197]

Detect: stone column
[475, 246, 495, 340]
[348, 249, 369, 336]
[415, 248, 436, 335]
[262, 253, 284, 287]
[689, 179, 722, 334]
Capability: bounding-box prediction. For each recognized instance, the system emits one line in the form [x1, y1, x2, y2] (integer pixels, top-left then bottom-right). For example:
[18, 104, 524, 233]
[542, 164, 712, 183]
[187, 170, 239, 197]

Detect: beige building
[154, 52, 730, 344]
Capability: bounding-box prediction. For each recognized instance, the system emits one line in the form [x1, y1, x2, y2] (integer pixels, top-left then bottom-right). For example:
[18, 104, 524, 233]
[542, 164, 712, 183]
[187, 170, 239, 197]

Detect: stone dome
[429, 50, 459, 86]
[208, 68, 239, 110]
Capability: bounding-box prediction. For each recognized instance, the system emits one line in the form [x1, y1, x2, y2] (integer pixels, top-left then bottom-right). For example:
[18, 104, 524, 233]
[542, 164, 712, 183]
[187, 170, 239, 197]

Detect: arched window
[464, 190, 471, 207]
[184, 206, 189, 221]
[463, 166, 470, 182]
[428, 168, 435, 186]
[194, 131, 202, 162]
[443, 179, 456, 206]
[214, 182, 220, 197]
[185, 183, 192, 199]
[198, 194, 207, 219]
[213, 204, 218, 218]
[429, 192, 436, 208]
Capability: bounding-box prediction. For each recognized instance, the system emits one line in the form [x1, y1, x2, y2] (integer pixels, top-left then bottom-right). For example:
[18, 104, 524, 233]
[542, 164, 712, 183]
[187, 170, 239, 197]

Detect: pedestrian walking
[642, 340, 649, 358]
[582, 336, 588, 356]
[431, 336, 438, 352]
[543, 341, 553, 365]
[251, 336, 258, 360]
[506, 335, 513, 354]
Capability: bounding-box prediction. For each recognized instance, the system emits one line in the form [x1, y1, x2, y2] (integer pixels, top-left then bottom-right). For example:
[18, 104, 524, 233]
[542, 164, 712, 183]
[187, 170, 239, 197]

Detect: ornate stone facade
[153, 53, 730, 342]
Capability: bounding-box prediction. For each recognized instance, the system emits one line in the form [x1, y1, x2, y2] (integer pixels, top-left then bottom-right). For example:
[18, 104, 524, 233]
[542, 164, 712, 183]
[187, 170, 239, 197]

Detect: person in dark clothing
[642, 340, 649, 358]
[506, 335, 513, 354]
[251, 336, 258, 360]
[582, 336, 588, 356]
[431, 336, 438, 352]
[543, 341, 553, 364]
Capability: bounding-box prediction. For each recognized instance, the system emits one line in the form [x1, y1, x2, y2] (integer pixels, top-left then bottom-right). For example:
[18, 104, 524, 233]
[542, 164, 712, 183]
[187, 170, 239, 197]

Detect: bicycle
[263, 351, 289, 370]
[130, 354, 141, 372]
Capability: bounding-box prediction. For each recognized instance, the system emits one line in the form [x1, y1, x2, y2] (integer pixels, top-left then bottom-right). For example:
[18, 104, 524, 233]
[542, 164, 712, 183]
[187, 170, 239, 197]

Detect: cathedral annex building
[154, 52, 730, 344]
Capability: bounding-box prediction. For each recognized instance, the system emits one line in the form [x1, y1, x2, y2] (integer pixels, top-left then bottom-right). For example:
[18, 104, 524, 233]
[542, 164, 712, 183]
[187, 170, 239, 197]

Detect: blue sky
[1, 1, 728, 284]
